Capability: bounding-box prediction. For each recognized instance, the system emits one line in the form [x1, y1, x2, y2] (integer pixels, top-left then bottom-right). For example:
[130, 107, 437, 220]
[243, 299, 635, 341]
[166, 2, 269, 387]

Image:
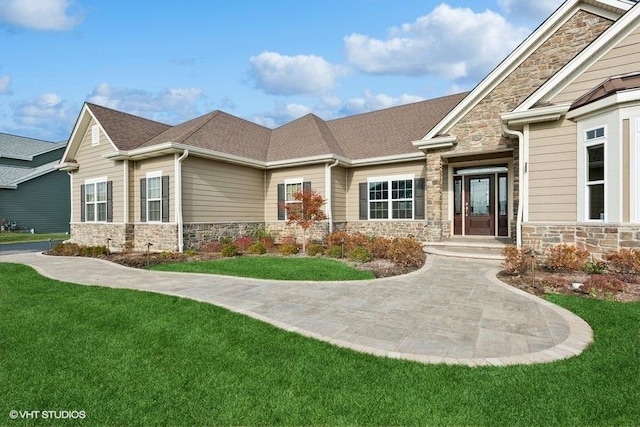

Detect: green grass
[147, 256, 376, 281]
[1, 263, 639, 426]
[0, 232, 68, 244]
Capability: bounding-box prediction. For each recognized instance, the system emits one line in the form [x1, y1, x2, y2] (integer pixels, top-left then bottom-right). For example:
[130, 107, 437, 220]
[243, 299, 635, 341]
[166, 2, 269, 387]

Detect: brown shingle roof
[570, 71, 640, 111]
[86, 103, 170, 150]
[88, 91, 468, 163]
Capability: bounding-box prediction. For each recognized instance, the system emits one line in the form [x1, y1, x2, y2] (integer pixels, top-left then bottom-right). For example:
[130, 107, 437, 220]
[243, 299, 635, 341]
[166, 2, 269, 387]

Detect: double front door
[454, 173, 508, 236]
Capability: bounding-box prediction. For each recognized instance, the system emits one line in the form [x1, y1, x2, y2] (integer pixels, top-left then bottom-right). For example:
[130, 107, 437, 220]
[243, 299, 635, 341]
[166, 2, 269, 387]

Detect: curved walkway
[0, 252, 593, 367]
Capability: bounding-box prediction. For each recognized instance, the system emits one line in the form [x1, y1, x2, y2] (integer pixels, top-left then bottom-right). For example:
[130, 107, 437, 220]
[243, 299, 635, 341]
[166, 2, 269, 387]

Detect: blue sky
[0, 0, 564, 142]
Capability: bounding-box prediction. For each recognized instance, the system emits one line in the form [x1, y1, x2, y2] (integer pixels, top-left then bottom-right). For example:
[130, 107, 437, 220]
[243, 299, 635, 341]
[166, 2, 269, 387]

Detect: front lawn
[1, 263, 639, 426]
[0, 232, 68, 245]
[147, 256, 376, 281]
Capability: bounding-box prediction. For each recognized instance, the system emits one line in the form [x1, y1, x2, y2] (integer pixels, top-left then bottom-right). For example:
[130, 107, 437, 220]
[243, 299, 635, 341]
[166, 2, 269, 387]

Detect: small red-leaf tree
[282, 188, 327, 253]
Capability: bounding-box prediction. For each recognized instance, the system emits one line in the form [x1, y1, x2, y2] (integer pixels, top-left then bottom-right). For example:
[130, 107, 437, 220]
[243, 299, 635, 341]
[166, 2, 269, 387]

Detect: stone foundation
[345, 221, 431, 241]
[183, 222, 264, 249]
[521, 222, 640, 259]
[70, 223, 133, 252]
[133, 223, 179, 252]
[265, 221, 330, 244]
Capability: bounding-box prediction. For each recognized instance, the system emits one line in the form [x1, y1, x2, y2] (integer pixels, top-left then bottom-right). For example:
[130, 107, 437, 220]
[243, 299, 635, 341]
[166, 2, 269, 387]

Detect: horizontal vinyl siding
[132, 156, 176, 223]
[182, 157, 264, 222]
[332, 166, 347, 222]
[346, 161, 426, 221]
[265, 165, 325, 222]
[552, 26, 640, 104]
[72, 119, 124, 223]
[528, 120, 577, 221]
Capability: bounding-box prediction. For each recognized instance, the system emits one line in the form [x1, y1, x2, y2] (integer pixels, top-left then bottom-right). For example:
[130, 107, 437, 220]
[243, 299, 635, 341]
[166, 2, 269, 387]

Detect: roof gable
[420, 0, 633, 141]
[0, 132, 64, 160]
[268, 114, 345, 161]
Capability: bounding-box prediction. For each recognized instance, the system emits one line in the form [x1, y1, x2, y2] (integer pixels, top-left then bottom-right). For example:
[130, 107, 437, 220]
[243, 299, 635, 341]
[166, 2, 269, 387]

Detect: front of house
[59, 0, 640, 257]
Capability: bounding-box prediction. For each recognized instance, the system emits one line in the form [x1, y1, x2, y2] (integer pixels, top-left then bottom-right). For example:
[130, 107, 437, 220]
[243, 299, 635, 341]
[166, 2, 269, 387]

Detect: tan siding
[346, 161, 427, 220]
[552, 27, 640, 104]
[332, 166, 347, 222]
[72, 119, 124, 223]
[182, 157, 264, 222]
[265, 165, 326, 222]
[132, 156, 176, 223]
[528, 120, 577, 221]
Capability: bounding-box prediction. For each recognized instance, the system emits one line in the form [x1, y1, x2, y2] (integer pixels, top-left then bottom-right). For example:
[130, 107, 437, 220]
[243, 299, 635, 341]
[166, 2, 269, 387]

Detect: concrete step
[423, 238, 512, 261]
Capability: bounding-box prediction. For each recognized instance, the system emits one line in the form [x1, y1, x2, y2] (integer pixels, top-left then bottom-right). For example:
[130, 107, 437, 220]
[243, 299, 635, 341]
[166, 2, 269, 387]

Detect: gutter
[176, 149, 189, 252]
[502, 123, 524, 248]
[325, 158, 340, 233]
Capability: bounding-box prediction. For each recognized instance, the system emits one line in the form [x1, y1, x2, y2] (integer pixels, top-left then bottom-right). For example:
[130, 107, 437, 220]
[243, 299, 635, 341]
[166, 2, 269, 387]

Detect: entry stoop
[423, 237, 512, 260]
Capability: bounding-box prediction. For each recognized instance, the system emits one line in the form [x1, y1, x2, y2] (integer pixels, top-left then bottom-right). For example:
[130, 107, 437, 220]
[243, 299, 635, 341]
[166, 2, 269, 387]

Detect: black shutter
[80, 184, 85, 222]
[140, 178, 146, 222]
[303, 181, 311, 192]
[414, 178, 425, 220]
[106, 181, 113, 222]
[277, 183, 285, 220]
[359, 182, 368, 220]
[162, 176, 170, 223]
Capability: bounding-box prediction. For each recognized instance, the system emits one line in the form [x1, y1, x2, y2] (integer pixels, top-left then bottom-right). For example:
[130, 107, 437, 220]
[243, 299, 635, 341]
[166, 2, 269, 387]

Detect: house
[59, 0, 640, 257]
[0, 132, 70, 233]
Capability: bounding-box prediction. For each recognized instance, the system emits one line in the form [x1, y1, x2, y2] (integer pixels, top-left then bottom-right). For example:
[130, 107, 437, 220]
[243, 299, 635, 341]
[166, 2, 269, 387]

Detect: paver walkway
[0, 252, 593, 366]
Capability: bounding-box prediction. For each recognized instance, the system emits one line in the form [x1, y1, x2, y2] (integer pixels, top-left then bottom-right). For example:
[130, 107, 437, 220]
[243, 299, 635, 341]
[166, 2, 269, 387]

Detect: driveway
[0, 252, 593, 366]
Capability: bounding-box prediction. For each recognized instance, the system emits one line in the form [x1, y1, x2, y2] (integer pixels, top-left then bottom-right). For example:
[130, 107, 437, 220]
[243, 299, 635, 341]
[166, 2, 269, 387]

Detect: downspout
[176, 150, 189, 252]
[325, 158, 340, 233]
[502, 122, 524, 248]
[67, 171, 73, 235]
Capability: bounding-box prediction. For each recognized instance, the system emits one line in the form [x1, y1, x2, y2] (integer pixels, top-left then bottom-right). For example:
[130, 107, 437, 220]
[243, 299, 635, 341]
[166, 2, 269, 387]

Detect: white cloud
[340, 90, 425, 116]
[0, 75, 11, 95]
[87, 83, 204, 124]
[498, 0, 563, 21]
[0, 0, 82, 31]
[251, 101, 314, 128]
[249, 51, 347, 96]
[12, 92, 76, 139]
[344, 3, 530, 82]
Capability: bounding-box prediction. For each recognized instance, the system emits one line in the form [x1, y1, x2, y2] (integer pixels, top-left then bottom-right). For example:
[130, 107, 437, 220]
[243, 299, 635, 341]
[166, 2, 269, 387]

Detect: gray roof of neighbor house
[0, 132, 66, 160]
[84, 91, 468, 163]
[0, 161, 61, 188]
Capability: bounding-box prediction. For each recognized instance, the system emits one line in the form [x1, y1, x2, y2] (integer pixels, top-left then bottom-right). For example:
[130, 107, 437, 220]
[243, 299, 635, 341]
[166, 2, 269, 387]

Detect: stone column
[426, 152, 443, 241]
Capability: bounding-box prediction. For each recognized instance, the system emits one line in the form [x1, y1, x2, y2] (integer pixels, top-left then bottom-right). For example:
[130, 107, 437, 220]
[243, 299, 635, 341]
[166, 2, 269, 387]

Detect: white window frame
[366, 174, 414, 220]
[636, 117, 640, 222]
[146, 171, 163, 223]
[91, 124, 100, 146]
[584, 125, 606, 222]
[85, 177, 107, 223]
[284, 178, 303, 220]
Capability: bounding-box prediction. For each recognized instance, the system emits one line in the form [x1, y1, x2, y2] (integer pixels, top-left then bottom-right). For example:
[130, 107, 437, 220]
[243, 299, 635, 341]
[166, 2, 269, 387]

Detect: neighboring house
[0, 132, 70, 233]
[60, 0, 640, 257]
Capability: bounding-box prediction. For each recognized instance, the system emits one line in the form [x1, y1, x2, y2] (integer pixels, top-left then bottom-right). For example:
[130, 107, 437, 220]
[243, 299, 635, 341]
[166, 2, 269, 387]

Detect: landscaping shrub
[581, 275, 628, 299]
[200, 241, 222, 253]
[369, 236, 392, 259]
[247, 241, 267, 255]
[279, 243, 299, 256]
[79, 245, 109, 257]
[325, 245, 344, 259]
[306, 243, 324, 256]
[51, 242, 81, 256]
[543, 244, 589, 272]
[233, 235, 255, 253]
[324, 231, 368, 252]
[221, 243, 237, 257]
[501, 245, 531, 275]
[584, 260, 607, 275]
[259, 236, 275, 250]
[605, 248, 640, 275]
[324, 231, 350, 248]
[348, 246, 373, 263]
[387, 237, 425, 267]
[184, 248, 199, 257]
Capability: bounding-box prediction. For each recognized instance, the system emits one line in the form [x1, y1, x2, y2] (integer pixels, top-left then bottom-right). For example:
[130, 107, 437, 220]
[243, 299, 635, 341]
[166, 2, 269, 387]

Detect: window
[147, 176, 162, 222]
[367, 177, 413, 220]
[82, 178, 109, 222]
[284, 180, 303, 218]
[140, 173, 169, 223]
[584, 126, 605, 221]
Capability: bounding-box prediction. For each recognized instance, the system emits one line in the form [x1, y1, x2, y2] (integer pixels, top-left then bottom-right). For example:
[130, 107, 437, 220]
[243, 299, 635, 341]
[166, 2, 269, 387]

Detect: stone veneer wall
[132, 223, 179, 252]
[425, 11, 611, 241]
[265, 221, 330, 244]
[183, 222, 264, 249]
[346, 221, 431, 241]
[70, 223, 133, 252]
[521, 222, 640, 260]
